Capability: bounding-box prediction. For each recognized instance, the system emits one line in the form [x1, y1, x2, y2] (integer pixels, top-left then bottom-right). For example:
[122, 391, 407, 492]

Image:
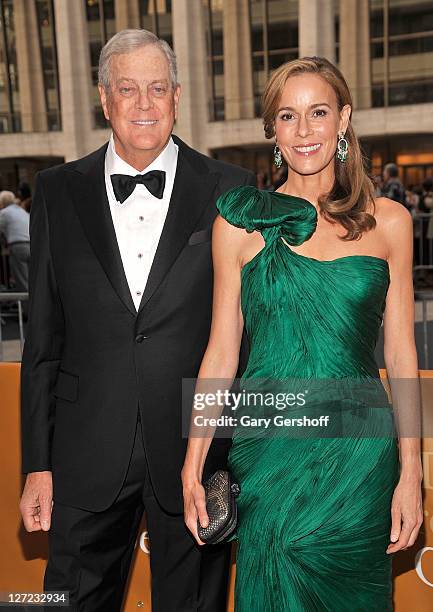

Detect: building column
[13, 0, 47, 132]
[223, 0, 254, 120]
[339, 0, 371, 109]
[172, 0, 208, 152]
[115, 0, 140, 31]
[53, 0, 94, 160]
[299, 0, 335, 62]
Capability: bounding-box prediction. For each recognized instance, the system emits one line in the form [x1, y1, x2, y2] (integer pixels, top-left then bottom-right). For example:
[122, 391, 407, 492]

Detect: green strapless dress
[216, 186, 399, 612]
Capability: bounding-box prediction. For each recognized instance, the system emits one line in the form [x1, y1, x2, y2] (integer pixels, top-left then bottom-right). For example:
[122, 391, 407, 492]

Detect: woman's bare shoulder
[373, 197, 412, 248]
[213, 213, 254, 242]
[373, 196, 412, 227]
[212, 214, 262, 265]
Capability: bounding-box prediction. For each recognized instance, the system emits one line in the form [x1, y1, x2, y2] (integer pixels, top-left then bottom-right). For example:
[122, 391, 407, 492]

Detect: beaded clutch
[197, 470, 241, 544]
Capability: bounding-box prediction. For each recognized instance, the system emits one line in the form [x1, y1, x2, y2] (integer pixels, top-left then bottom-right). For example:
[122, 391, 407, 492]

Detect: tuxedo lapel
[68, 145, 137, 317]
[137, 139, 220, 313]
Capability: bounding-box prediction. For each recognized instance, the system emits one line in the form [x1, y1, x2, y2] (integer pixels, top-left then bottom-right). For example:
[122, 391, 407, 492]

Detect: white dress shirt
[104, 134, 178, 310]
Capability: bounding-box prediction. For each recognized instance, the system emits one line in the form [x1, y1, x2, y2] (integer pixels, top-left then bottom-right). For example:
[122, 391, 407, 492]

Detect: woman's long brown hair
[262, 56, 376, 241]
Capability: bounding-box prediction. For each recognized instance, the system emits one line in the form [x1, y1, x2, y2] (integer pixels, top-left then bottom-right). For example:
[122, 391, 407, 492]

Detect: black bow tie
[110, 170, 166, 203]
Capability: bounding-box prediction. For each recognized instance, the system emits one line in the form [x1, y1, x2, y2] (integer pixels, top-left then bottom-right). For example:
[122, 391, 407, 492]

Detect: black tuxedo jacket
[21, 135, 255, 513]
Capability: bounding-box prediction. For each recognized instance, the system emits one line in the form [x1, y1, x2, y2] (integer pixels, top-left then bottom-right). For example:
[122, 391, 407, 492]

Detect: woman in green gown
[182, 57, 423, 611]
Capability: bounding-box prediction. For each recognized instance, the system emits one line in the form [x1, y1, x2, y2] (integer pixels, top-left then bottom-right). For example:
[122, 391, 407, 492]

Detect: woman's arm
[381, 198, 423, 554]
[182, 214, 250, 544]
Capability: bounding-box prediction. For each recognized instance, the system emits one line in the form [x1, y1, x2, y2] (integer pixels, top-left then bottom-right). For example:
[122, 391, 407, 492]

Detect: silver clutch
[197, 470, 241, 544]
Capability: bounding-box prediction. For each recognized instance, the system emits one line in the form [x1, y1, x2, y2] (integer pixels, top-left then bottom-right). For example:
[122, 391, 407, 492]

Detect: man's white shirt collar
[105, 133, 178, 201]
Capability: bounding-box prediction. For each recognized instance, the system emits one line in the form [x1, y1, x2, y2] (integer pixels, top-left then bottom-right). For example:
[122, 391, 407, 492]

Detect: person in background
[272, 164, 288, 191]
[418, 178, 433, 213]
[372, 174, 383, 197]
[422, 178, 433, 281]
[414, 178, 433, 280]
[18, 181, 32, 213]
[381, 162, 406, 207]
[406, 184, 421, 267]
[0, 190, 30, 299]
[421, 177, 433, 213]
[405, 184, 419, 214]
[256, 171, 269, 190]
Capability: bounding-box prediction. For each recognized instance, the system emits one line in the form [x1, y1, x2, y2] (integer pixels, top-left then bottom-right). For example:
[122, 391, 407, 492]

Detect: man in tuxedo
[19, 29, 254, 611]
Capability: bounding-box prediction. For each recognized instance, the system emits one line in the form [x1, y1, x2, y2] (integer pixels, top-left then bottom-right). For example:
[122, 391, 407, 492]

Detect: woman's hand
[386, 472, 423, 554]
[182, 470, 209, 546]
[181, 215, 246, 546]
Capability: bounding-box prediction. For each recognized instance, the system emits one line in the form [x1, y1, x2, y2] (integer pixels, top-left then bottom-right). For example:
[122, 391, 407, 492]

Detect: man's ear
[99, 85, 110, 121]
[173, 84, 181, 121]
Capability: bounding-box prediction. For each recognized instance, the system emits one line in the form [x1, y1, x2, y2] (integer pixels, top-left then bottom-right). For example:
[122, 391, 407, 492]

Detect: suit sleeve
[21, 173, 65, 474]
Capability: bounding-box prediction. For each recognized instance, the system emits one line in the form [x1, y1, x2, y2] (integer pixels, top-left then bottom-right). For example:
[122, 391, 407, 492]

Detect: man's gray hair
[0, 190, 16, 208]
[384, 162, 399, 178]
[98, 29, 178, 91]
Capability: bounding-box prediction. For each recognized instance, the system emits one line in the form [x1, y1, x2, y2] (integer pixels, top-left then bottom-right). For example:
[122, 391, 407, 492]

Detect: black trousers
[44, 415, 231, 611]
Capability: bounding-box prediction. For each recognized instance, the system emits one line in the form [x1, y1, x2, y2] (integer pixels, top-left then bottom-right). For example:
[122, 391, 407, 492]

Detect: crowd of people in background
[374, 163, 433, 224]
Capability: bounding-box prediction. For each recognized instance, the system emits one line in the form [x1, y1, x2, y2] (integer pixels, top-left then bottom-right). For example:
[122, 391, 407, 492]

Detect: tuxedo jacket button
[135, 334, 146, 343]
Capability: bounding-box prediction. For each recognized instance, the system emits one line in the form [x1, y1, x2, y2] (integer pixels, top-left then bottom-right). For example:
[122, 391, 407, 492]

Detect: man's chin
[112, 130, 171, 161]
[127, 136, 163, 152]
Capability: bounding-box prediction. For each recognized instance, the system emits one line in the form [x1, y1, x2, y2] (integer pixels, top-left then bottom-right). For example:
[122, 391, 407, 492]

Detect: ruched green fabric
[216, 186, 399, 612]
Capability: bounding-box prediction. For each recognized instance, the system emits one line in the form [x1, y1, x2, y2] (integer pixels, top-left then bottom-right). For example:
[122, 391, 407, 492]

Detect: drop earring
[274, 144, 282, 168]
[336, 131, 349, 163]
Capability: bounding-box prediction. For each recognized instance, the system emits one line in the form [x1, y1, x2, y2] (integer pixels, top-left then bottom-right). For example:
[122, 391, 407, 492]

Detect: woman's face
[274, 73, 351, 177]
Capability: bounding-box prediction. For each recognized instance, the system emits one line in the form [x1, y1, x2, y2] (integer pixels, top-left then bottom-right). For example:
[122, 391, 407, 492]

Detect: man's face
[99, 44, 180, 166]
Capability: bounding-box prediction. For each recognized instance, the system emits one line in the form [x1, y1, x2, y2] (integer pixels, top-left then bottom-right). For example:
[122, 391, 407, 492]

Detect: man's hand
[20, 471, 53, 532]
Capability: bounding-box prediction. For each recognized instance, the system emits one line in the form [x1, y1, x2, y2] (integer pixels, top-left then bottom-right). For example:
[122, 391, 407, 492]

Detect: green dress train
[216, 186, 399, 611]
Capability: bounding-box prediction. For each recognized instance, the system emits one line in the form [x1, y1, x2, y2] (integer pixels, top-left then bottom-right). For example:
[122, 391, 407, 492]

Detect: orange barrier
[392, 369, 433, 611]
[0, 363, 432, 610]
